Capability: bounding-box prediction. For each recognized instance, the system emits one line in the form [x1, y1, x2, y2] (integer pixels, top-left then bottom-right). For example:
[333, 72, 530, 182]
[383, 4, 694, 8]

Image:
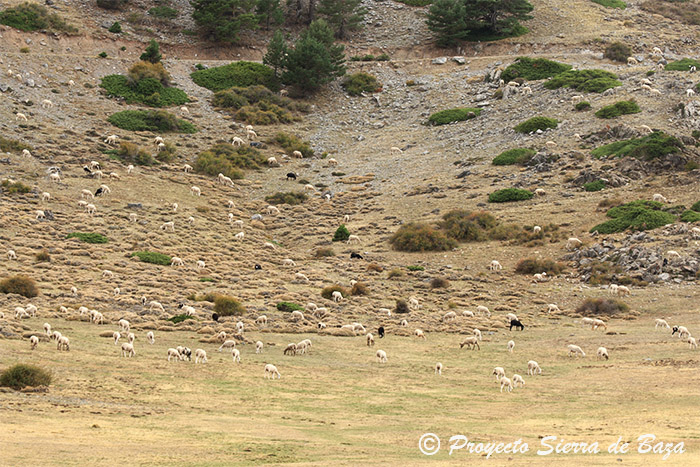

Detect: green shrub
[108, 21, 122, 33]
[387, 268, 404, 279]
[665, 58, 700, 71]
[199, 277, 215, 282]
[492, 148, 536, 166]
[131, 251, 172, 265]
[595, 100, 641, 119]
[212, 85, 307, 124]
[583, 180, 606, 192]
[0, 136, 31, 154]
[440, 210, 497, 241]
[515, 258, 565, 275]
[0, 275, 39, 298]
[590, 200, 676, 234]
[191, 61, 279, 92]
[214, 295, 245, 317]
[66, 232, 108, 244]
[501, 57, 572, 82]
[514, 116, 558, 133]
[544, 69, 622, 93]
[98, 52, 108, 58]
[276, 302, 304, 312]
[428, 108, 481, 125]
[604, 42, 631, 62]
[691, 201, 700, 212]
[488, 188, 534, 203]
[108, 110, 196, 133]
[333, 225, 350, 242]
[575, 101, 591, 111]
[140, 39, 162, 64]
[321, 285, 349, 300]
[394, 299, 410, 314]
[96, 0, 128, 10]
[35, 250, 50, 262]
[113, 142, 155, 166]
[274, 132, 314, 158]
[100, 74, 189, 108]
[0, 364, 51, 390]
[407, 265, 424, 271]
[194, 143, 265, 180]
[591, 131, 682, 160]
[592, 0, 626, 9]
[0, 3, 77, 33]
[314, 247, 335, 257]
[576, 298, 629, 316]
[430, 277, 450, 289]
[1, 180, 31, 194]
[265, 191, 308, 205]
[342, 72, 381, 96]
[167, 314, 194, 324]
[389, 222, 457, 252]
[680, 210, 700, 223]
[149, 6, 178, 18]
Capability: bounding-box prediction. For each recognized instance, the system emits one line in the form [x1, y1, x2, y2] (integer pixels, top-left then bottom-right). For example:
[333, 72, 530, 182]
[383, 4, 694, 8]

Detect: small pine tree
[333, 224, 350, 242]
[191, 0, 258, 44]
[140, 39, 162, 64]
[427, 0, 470, 47]
[256, 0, 284, 29]
[263, 29, 287, 77]
[317, 0, 367, 39]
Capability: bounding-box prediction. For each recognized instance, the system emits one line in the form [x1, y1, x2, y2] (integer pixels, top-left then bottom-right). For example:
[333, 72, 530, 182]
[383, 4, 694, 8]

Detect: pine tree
[191, 0, 258, 44]
[426, 0, 470, 48]
[256, 0, 284, 30]
[317, 0, 367, 39]
[140, 39, 162, 63]
[463, 0, 533, 35]
[263, 30, 287, 78]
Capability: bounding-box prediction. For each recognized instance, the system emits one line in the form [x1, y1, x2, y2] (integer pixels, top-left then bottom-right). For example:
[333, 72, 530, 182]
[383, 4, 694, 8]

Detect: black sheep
[378, 326, 385, 338]
[94, 187, 104, 197]
[509, 319, 525, 331]
[286, 172, 297, 180]
[254, 264, 262, 270]
[212, 313, 219, 322]
[350, 252, 364, 260]
[83, 166, 92, 174]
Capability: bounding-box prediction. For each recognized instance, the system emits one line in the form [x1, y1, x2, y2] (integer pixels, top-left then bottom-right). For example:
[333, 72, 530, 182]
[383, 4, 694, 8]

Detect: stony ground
[2, 0, 700, 464]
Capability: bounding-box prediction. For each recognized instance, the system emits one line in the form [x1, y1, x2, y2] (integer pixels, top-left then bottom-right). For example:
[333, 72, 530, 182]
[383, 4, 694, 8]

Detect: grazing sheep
[533, 272, 548, 282]
[172, 203, 178, 212]
[177, 347, 192, 361]
[376, 349, 388, 363]
[500, 377, 513, 393]
[691, 227, 700, 239]
[473, 328, 482, 341]
[566, 237, 583, 251]
[216, 331, 227, 342]
[327, 157, 338, 166]
[591, 318, 607, 331]
[50, 173, 61, 183]
[167, 348, 181, 361]
[29, 335, 39, 350]
[284, 343, 297, 356]
[218, 340, 237, 352]
[509, 319, 525, 331]
[232, 136, 244, 146]
[266, 205, 280, 215]
[571, 95, 584, 105]
[36, 210, 46, 220]
[41, 192, 51, 202]
[435, 362, 443, 375]
[627, 56, 638, 65]
[264, 363, 281, 379]
[231, 348, 241, 363]
[104, 134, 119, 145]
[687, 337, 698, 350]
[190, 186, 201, 196]
[687, 89, 696, 97]
[506, 313, 518, 322]
[533, 225, 541, 234]
[597, 347, 609, 360]
[8, 249, 17, 260]
[282, 258, 296, 267]
[147, 331, 155, 345]
[86, 204, 97, 215]
[507, 340, 515, 353]
[25, 304, 37, 317]
[16, 113, 28, 121]
[534, 188, 546, 196]
[14, 307, 29, 319]
[460, 336, 480, 350]
[246, 129, 257, 140]
[127, 164, 134, 175]
[667, 250, 681, 259]
[652, 193, 668, 203]
[415, 329, 426, 339]
[527, 360, 542, 375]
[567, 344, 586, 357]
[492, 367, 505, 381]
[366, 333, 375, 347]
[57, 335, 70, 351]
[195, 260, 205, 269]
[194, 349, 208, 364]
[512, 374, 525, 388]
[236, 321, 244, 333]
[289, 310, 305, 322]
[476, 305, 490, 317]
[255, 341, 263, 354]
[234, 231, 245, 241]
[171, 257, 184, 267]
[347, 235, 360, 244]
[655, 318, 670, 329]
[183, 164, 193, 173]
[462, 310, 474, 317]
[161, 221, 175, 232]
[292, 150, 303, 159]
[443, 311, 457, 322]
[121, 342, 135, 357]
[43, 323, 52, 338]
[616, 285, 631, 297]
[672, 326, 691, 339]
[547, 304, 561, 313]
[118, 319, 130, 334]
[267, 157, 278, 166]
[318, 322, 327, 329]
[149, 301, 165, 312]
[102, 270, 114, 279]
[489, 260, 502, 271]
[390, 146, 402, 156]
[331, 291, 343, 302]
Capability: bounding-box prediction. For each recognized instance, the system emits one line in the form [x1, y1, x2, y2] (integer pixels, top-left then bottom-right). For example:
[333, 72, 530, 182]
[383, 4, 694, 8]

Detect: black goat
[286, 172, 297, 180]
[509, 319, 525, 331]
[254, 264, 262, 270]
[378, 326, 385, 338]
[212, 313, 219, 322]
[350, 252, 364, 260]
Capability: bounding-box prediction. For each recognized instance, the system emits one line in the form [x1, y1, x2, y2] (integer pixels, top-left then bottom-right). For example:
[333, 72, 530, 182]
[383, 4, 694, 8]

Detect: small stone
[432, 57, 447, 65]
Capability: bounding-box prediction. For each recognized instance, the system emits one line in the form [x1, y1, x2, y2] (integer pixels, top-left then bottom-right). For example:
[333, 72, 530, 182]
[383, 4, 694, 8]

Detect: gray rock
[432, 57, 447, 65]
[127, 203, 142, 209]
[452, 57, 466, 65]
[658, 273, 671, 281]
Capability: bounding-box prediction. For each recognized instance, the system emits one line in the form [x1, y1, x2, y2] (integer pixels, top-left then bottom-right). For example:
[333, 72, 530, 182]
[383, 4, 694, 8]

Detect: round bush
[131, 251, 172, 265]
[342, 72, 381, 96]
[428, 108, 481, 125]
[0, 275, 39, 298]
[514, 116, 558, 133]
[604, 42, 631, 63]
[333, 225, 350, 242]
[583, 180, 606, 192]
[575, 101, 591, 111]
[595, 100, 641, 119]
[488, 188, 534, 203]
[321, 285, 349, 300]
[213, 295, 244, 316]
[389, 223, 457, 252]
[0, 364, 52, 390]
[191, 61, 279, 92]
[501, 57, 572, 82]
[492, 148, 536, 166]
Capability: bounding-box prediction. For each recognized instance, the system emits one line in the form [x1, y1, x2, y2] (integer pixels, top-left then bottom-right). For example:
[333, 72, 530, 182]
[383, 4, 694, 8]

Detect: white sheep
[442, 311, 457, 322]
[218, 340, 237, 352]
[376, 349, 388, 363]
[527, 360, 542, 375]
[246, 129, 257, 140]
[161, 221, 175, 232]
[16, 113, 28, 122]
[7, 249, 17, 260]
[231, 136, 244, 147]
[687, 89, 696, 97]
[127, 164, 134, 175]
[505, 313, 518, 322]
[462, 310, 474, 317]
[400, 319, 408, 327]
[571, 95, 584, 105]
[473, 328, 482, 341]
[476, 305, 490, 317]
[109, 172, 121, 180]
[627, 56, 638, 65]
[591, 318, 607, 331]
[29, 335, 39, 350]
[149, 301, 165, 312]
[507, 340, 515, 353]
[489, 260, 502, 271]
[57, 335, 70, 351]
[264, 363, 281, 379]
[102, 270, 114, 279]
[121, 342, 135, 357]
[256, 315, 268, 326]
[390, 146, 403, 156]
[435, 362, 443, 375]
[616, 285, 631, 297]
[266, 205, 280, 215]
[547, 304, 561, 313]
[666, 250, 681, 259]
[25, 304, 37, 318]
[566, 237, 583, 251]
[291, 310, 305, 322]
[690, 227, 700, 239]
[194, 349, 208, 364]
[104, 134, 119, 145]
[50, 172, 61, 183]
[492, 367, 505, 381]
[118, 319, 130, 333]
[71, 286, 78, 297]
[673, 326, 691, 339]
[157, 142, 166, 152]
[147, 331, 155, 345]
[597, 346, 609, 360]
[256, 341, 263, 354]
[234, 231, 245, 241]
[655, 318, 670, 329]
[171, 257, 184, 267]
[231, 348, 241, 363]
[284, 343, 297, 356]
[500, 376, 513, 393]
[14, 307, 29, 319]
[167, 348, 181, 361]
[347, 235, 360, 244]
[43, 323, 52, 337]
[183, 164, 193, 173]
[216, 331, 227, 342]
[688, 337, 698, 350]
[567, 344, 586, 358]
[652, 193, 668, 203]
[303, 184, 316, 192]
[36, 210, 46, 220]
[533, 272, 548, 282]
[41, 192, 51, 202]
[366, 333, 374, 347]
[331, 291, 343, 302]
[236, 321, 244, 333]
[460, 337, 480, 350]
[190, 186, 201, 196]
[415, 329, 426, 339]
[86, 204, 96, 215]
